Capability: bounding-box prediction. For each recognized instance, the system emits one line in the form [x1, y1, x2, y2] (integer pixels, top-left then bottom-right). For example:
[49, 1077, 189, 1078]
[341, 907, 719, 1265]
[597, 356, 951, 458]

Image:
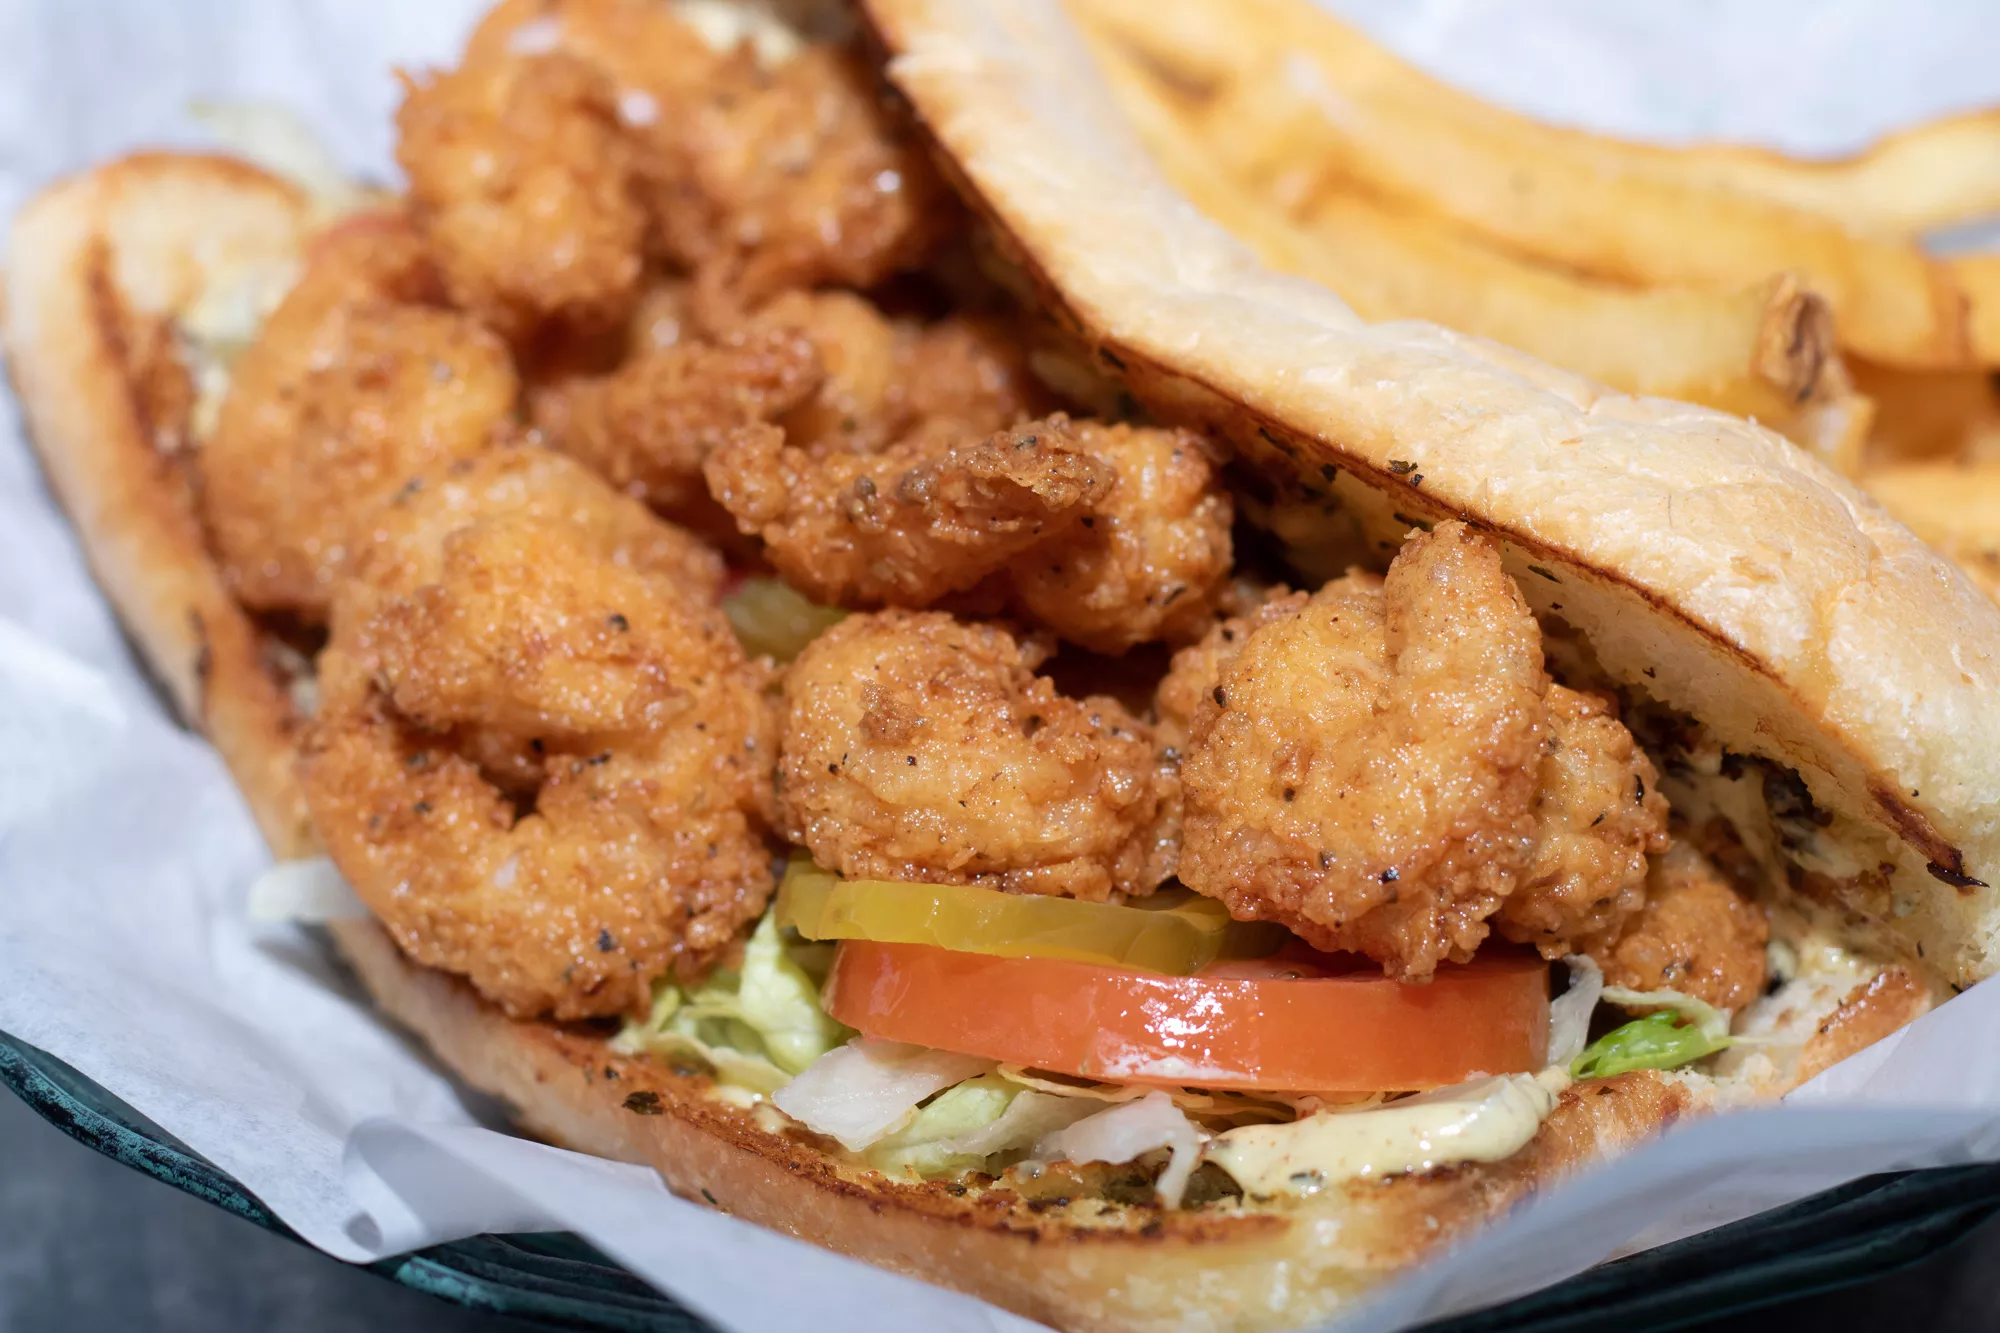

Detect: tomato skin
[825, 941, 1550, 1092]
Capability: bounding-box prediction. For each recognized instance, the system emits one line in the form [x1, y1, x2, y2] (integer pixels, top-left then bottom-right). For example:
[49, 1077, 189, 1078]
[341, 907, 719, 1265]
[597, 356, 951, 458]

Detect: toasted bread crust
[4, 154, 318, 857]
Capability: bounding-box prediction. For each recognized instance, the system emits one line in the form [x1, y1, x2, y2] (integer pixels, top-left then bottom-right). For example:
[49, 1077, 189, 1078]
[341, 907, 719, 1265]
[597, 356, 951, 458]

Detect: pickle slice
[722, 577, 845, 662]
[774, 860, 1233, 975]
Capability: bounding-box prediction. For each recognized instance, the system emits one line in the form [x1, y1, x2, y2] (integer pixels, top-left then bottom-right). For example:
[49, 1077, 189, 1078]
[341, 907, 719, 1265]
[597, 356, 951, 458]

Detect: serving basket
[7, 1028, 1999, 1333]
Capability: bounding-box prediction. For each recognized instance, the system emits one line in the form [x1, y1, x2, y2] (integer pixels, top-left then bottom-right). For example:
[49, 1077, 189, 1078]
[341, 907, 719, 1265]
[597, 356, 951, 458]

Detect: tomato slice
[776, 860, 1234, 974]
[824, 940, 1550, 1091]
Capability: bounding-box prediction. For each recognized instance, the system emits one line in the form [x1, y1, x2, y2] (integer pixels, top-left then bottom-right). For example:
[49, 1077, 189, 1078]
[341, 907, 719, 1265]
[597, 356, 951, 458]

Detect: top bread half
[863, 0, 2000, 990]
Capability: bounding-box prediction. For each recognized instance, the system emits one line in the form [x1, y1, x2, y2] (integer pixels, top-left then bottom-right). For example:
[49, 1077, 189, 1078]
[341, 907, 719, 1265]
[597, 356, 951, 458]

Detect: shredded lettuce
[1570, 1012, 1733, 1079]
[864, 1075, 1096, 1178]
[866, 1075, 1020, 1176]
[1570, 985, 1735, 1080]
[610, 913, 849, 1093]
[1545, 955, 1605, 1069]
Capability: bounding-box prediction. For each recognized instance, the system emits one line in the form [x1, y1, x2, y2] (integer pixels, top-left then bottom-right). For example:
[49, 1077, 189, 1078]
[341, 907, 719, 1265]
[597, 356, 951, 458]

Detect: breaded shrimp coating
[1155, 588, 1306, 751]
[461, 0, 940, 313]
[895, 316, 1053, 445]
[344, 445, 723, 610]
[397, 48, 644, 340]
[1588, 841, 1769, 1011]
[745, 290, 899, 454]
[746, 292, 1053, 455]
[1174, 522, 1549, 979]
[529, 324, 821, 511]
[1496, 686, 1671, 956]
[652, 45, 946, 313]
[1150, 588, 1309, 875]
[304, 448, 772, 1020]
[779, 611, 1171, 900]
[366, 516, 726, 741]
[703, 415, 1113, 606]
[1010, 423, 1234, 654]
[200, 217, 516, 619]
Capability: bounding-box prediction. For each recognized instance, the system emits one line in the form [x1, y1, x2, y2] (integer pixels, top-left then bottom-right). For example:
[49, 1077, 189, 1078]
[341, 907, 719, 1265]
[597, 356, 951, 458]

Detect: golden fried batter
[1175, 522, 1549, 979]
[741, 292, 1050, 456]
[397, 47, 644, 340]
[746, 290, 901, 453]
[894, 315, 1055, 448]
[302, 447, 769, 1020]
[778, 610, 1171, 900]
[1010, 422, 1233, 653]
[456, 1, 940, 315]
[626, 274, 698, 354]
[1155, 588, 1305, 753]
[529, 324, 821, 511]
[344, 445, 723, 609]
[703, 414, 1112, 606]
[1588, 840, 1769, 1011]
[200, 217, 517, 618]
[648, 45, 946, 314]
[1497, 685, 1671, 956]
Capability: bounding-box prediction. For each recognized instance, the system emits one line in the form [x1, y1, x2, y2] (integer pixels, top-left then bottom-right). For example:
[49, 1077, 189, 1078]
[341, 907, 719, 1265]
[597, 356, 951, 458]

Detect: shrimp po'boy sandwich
[8, 1, 1997, 1329]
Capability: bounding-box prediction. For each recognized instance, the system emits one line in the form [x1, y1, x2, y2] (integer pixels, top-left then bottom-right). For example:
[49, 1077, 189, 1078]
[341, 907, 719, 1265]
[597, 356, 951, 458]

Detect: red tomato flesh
[824, 940, 1550, 1092]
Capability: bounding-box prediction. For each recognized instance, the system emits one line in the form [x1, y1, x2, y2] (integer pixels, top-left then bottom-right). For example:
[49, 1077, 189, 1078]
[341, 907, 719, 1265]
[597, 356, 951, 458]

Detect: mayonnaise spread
[1208, 1073, 1557, 1197]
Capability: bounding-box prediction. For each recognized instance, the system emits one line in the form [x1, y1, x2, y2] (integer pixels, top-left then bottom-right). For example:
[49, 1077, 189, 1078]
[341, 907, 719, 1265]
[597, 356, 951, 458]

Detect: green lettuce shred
[864, 1075, 1098, 1179]
[867, 1075, 1023, 1177]
[610, 913, 849, 1093]
[1570, 986, 1736, 1080]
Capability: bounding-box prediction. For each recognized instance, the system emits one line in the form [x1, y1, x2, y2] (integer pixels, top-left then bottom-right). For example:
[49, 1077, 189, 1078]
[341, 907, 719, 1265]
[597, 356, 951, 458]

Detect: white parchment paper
[2, 3, 1998, 1330]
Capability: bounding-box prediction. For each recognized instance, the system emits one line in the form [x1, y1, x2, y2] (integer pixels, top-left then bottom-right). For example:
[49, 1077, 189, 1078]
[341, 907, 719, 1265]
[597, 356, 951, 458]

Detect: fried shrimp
[892, 316, 1054, 450]
[343, 445, 724, 610]
[1010, 422, 1234, 654]
[397, 47, 644, 340]
[1154, 588, 1307, 754]
[529, 324, 822, 512]
[649, 45, 946, 314]
[302, 447, 771, 1020]
[200, 217, 517, 618]
[457, 0, 941, 315]
[744, 289, 901, 453]
[1588, 840, 1770, 1011]
[1496, 685, 1671, 956]
[778, 610, 1171, 900]
[703, 414, 1113, 606]
[737, 292, 1047, 454]
[1174, 522, 1549, 979]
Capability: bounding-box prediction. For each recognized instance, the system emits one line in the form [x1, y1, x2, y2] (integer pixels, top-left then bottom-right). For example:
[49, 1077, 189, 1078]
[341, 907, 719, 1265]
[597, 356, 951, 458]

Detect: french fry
[1074, 0, 2000, 238]
[1862, 462, 2000, 599]
[1850, 359, 2000, 464]
[1070, 0, 1976, 370]
[1657, 110, 2000, 237]
[1950, 254, 2000, 366]
[1085, 32, 1870, 472]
